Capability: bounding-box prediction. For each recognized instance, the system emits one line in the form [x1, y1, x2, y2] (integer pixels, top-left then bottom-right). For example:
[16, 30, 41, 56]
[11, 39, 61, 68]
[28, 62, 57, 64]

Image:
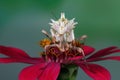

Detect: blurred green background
[0, 0, 120, 80]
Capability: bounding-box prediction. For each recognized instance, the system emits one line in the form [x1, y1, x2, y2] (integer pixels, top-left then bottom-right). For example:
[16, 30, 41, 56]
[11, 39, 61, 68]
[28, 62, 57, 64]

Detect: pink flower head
[0, 13, 120, 80]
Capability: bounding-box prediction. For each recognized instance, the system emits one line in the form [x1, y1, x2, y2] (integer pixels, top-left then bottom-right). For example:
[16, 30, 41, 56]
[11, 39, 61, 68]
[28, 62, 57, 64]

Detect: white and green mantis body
[49, 13, 77, 42]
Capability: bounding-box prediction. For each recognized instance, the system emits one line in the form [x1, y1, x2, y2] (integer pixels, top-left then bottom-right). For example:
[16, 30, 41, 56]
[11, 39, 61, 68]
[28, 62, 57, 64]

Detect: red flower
[0, 45, 120, 80]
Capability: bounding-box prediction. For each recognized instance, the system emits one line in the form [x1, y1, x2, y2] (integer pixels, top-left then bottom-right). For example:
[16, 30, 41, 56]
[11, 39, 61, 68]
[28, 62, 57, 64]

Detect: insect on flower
[0, 13, 120, 80]
[41, 13, 86, 63]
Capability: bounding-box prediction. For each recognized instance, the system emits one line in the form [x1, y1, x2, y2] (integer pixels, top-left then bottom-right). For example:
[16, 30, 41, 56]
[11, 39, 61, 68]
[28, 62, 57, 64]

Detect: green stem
[57, 64, 78, 80]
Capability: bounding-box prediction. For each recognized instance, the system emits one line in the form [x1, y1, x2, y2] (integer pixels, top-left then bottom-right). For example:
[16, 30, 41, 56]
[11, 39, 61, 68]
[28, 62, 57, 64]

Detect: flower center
[40, 39, 85, 63]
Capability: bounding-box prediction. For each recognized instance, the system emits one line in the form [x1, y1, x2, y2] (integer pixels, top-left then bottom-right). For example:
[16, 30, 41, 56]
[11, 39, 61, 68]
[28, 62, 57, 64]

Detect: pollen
[39, 38, 51, 47]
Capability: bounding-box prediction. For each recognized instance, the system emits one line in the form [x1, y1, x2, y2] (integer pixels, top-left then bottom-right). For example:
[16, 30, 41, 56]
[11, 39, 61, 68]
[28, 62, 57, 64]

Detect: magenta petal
[25, 58, 45, 64]
[78, 63, 111, 80]
[19, 63, 46, 80]
[88, 56, 120, 62]
[82, 46, 95, 56]
[106, 49, 120, 55]
[68, 56, 83, 61]
[0, 58, 18, 63]
[88, 46, 120, 59]
[0, 45, 30, 58]
[0, 45, 45, 64]
[0, 57, 45, 64]
[38, 62, 60, 80]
